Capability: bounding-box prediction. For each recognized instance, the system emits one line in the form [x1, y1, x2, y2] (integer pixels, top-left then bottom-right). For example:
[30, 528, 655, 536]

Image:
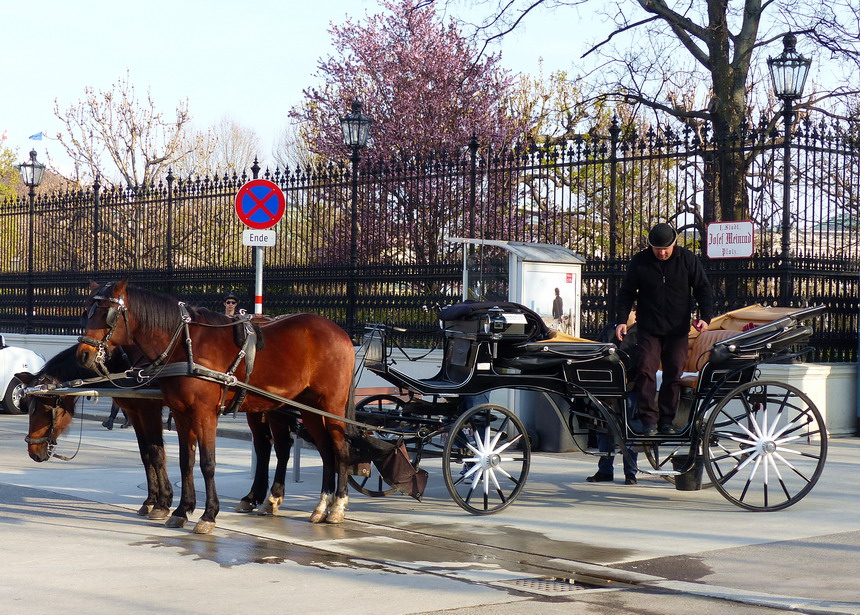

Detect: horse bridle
[22, 389, 69, 458]
[78, 285, 129, 367]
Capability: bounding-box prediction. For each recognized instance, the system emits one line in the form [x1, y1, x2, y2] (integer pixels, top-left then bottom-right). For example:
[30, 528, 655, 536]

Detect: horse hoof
[257, 496, 281, 516]
[165, 515, 187, 529]
[325, 513, 345, 524]
[235, 500, 255, 513]
[137, 504, 153, 517]
[194, 520, 216, 534]
[309, 511, 326, 524]
[148, 508, 170, 521]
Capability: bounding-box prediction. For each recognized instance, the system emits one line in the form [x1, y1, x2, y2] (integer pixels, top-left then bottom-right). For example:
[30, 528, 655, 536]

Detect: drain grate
[492, 577, 604, 596]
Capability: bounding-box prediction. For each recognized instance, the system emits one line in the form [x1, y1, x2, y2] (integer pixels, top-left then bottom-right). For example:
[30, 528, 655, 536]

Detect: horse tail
[345, 370, 357, 437]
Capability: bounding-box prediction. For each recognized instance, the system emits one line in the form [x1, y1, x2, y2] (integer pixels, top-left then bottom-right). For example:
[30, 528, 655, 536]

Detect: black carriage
[352, 301, 828, 515]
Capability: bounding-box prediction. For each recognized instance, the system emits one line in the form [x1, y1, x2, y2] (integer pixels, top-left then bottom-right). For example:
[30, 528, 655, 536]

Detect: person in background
[224, 293, 238, 317]
[102, 401, 130, 430]
[615, 223, 714, 436]
[551, 288, 563, 330]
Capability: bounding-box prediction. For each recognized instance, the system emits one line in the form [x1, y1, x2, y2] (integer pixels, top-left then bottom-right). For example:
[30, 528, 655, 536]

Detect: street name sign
[706, 221, 754, 259]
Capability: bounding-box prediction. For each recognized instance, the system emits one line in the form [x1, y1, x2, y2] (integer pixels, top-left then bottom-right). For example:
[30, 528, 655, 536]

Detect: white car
[0, 336, 46, 414]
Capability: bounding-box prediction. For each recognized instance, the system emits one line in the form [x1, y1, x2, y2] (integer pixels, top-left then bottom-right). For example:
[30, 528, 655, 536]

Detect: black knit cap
[648, 223, 677, 248]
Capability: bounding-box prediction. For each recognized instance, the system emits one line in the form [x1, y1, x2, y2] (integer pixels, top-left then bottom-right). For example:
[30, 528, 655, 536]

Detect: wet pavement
[1, 401, 859, 614]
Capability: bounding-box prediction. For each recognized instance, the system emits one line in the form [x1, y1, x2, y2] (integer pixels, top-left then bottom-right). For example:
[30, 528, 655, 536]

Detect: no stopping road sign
[235, 179, 286, 230]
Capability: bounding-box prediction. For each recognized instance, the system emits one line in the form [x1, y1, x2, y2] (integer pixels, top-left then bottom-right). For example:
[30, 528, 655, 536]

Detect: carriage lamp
[341, 99, 373, 339]
[18, 149, 46, 334]
[767, 33, 811, 305]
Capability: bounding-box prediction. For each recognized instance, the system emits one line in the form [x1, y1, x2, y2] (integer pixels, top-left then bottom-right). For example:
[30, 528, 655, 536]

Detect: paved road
[1, 405, 858, 614]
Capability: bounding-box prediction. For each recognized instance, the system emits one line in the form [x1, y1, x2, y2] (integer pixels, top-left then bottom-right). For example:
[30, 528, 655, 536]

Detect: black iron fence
[1, 112, 857, 361]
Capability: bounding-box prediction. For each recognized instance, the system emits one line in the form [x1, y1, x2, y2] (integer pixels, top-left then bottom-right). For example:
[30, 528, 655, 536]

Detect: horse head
[78, 279, 132, 369]
[19, 371, 76, 462]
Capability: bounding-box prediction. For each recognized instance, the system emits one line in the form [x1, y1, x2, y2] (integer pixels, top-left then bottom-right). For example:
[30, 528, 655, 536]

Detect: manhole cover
[492, 577, 603, 596]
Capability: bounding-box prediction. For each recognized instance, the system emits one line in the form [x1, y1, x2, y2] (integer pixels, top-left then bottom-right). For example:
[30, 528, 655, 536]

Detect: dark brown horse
[19, 345, 174, 520]
[76, 280, 356, 534]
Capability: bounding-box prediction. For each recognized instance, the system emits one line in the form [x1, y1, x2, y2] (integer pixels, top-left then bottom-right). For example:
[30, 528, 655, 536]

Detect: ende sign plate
[243, 229, 277, 246]
[707, 221, 754, 259]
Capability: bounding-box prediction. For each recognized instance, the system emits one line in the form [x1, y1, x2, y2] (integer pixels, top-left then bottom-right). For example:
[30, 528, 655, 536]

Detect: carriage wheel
[442, 404, 530, 515]
[702, 380, 827, 511]
[349, 394, 415, 497]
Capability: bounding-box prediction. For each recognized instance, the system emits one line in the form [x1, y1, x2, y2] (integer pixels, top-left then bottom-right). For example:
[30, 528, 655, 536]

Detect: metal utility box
[451, 238, 585, 338]
[448, 238, 586, 451]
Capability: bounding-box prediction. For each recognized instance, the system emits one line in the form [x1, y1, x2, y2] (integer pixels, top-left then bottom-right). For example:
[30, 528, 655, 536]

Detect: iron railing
[0, 112, 857, 361]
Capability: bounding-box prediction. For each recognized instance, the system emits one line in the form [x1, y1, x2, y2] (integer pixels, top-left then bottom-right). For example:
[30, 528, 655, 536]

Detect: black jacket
[616, 245, 714, 337]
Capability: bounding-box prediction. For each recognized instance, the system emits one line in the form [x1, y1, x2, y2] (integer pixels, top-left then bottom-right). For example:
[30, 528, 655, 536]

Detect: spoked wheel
[703, 380, 827, 511]
[349, 394, 416, 497]
[442, 404, 530, 515]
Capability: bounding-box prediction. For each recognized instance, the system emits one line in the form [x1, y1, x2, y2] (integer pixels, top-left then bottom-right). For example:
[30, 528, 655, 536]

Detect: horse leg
[304, 416, 337, 523]
[237, 412, 272, 513]
[126, 401, 173, 520]
[192, 412, 220, 534]
[325, 419, 352, 524]
[166, 413, 197, 529]
[258, 410, 294, 516]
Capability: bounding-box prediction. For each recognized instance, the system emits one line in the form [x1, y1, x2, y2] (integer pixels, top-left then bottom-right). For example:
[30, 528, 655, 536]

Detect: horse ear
[115, 279, 129, 296]
[88, 280, 100, 291]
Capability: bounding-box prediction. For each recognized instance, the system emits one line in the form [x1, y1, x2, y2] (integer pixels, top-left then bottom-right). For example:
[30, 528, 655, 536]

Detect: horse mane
[37, 345, 97, 383]
[124, 284, 185, 337]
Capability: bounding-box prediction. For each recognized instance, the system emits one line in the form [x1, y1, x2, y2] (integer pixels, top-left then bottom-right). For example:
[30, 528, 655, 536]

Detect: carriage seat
[679, 329, 741, 389]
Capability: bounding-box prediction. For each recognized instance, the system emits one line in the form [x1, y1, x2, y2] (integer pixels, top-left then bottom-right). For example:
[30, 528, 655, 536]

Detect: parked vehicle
[1, 336, 46, 414]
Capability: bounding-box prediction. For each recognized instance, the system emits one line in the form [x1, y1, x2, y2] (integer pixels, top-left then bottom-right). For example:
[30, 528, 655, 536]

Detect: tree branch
[581, 16, 660, 59]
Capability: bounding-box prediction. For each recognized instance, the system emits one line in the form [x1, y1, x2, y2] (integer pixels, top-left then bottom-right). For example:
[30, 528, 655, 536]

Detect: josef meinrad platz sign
[706, 221, 754, 259]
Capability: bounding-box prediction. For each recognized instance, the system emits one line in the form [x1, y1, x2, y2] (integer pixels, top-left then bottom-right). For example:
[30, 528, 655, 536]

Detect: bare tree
[173, 117, 261, 179]
[53, 71, 193, 188]
[433, 0, 860, 219]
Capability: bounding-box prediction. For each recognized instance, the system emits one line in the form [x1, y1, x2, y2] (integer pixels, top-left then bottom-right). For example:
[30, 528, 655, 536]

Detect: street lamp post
[340, 99, 372, 339]
[767, 33, 811, 306]
[17, 149, 46, 334]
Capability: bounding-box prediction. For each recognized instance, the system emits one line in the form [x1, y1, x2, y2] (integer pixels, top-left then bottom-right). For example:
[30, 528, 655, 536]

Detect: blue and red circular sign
[234, 179, 286, 230]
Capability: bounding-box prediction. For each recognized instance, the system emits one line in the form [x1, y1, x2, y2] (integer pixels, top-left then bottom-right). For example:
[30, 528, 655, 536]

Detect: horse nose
[28, 449, 48, 463]
[77, 346, 94, 368]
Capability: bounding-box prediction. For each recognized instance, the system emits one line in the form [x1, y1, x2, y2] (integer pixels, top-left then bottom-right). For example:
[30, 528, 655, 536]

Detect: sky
[1, 0, 583, 175]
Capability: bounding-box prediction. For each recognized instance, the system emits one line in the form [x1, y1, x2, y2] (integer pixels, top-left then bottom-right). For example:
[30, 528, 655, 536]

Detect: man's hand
[615, 323, 628, 340]
[693, 319, 708, 333]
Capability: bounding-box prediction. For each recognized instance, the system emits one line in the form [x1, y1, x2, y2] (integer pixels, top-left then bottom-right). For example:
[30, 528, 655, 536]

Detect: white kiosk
[448, 238, 586, 451]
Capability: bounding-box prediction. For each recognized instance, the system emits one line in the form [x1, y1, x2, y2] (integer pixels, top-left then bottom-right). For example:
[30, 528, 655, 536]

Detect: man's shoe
[624, 476, 638, 485]
[629, 419, 657, 436]
[102, 420, 113, 430]
[586, 472, 613, 483]
[659, 424, 677, 435]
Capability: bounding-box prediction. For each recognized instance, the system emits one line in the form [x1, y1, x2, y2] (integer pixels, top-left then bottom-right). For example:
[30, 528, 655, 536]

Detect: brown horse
[19, 345, 174, 520]
[76, 280, 356, 534]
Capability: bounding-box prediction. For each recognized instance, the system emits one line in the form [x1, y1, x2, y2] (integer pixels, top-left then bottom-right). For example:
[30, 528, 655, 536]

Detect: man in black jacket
[614, 223, 714, 436]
